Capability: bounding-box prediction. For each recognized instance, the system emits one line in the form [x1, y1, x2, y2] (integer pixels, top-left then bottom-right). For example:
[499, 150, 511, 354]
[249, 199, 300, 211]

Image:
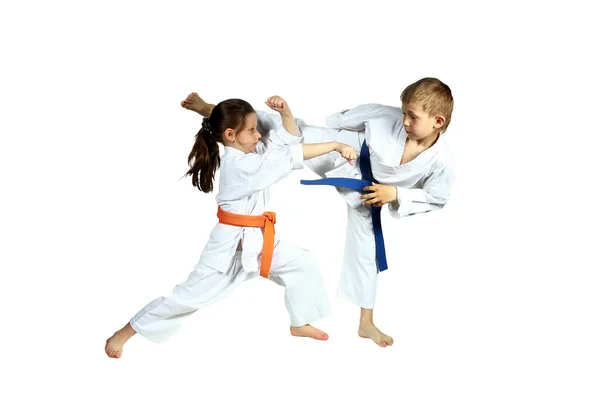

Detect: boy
[298, 77, 455, 347]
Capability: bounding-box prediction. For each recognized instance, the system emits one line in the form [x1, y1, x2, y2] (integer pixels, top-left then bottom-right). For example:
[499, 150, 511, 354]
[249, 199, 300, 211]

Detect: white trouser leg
[130, 252, 252, 342]
[337, 204, 378, 309]
[266, 240, 331, 326]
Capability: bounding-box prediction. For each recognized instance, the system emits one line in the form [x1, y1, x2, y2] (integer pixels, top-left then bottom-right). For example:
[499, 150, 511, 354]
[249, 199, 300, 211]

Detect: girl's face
[224, 113, 262, 154]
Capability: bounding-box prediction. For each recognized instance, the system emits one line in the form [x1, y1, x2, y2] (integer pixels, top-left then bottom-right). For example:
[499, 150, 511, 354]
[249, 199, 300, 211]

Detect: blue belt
[300, 141, 388, 272]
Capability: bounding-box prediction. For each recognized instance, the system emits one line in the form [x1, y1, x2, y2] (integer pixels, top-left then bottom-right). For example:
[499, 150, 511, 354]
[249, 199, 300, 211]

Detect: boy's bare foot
[180, 92, 207, 114]
[290, 324, 329, 341]
[105, 323, 136, 358]
[358, 323, 394, 347]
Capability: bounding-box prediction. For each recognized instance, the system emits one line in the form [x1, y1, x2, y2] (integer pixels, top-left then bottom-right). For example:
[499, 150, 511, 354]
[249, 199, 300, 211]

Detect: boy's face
[401, 102, 444, 141]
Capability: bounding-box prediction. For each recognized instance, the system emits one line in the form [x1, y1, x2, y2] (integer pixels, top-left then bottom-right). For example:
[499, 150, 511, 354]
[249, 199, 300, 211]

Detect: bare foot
[180, 92, 207, 114]
[358, 323, 394, 347]
[105, 323, 136, 358]
[290, 324, 329, 341]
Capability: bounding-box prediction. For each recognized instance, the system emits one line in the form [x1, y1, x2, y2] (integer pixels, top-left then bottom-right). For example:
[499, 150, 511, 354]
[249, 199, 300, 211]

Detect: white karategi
[298, 103, 455, 309]
[130, 111, 331, 342]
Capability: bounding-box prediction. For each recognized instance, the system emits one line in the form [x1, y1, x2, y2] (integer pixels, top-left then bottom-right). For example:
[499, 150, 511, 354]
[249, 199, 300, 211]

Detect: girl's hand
[335, 143, 357, 166]
[265, 95, 292, 116]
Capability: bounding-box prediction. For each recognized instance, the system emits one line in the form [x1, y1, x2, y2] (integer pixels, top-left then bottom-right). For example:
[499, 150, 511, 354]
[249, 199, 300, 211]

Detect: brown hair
[401, 77, 454, 133]
[185, 98, 255, 193]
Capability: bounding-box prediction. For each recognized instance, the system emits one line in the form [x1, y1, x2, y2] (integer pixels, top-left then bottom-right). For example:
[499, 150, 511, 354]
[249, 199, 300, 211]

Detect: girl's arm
[264, 96, 297, 136]
[303, 142, 355, 164]
[219, 141, 356, 201]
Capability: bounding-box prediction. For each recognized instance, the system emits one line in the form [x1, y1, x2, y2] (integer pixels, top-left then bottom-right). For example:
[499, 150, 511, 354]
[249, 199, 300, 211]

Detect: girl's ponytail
[186, 117, 220, 193]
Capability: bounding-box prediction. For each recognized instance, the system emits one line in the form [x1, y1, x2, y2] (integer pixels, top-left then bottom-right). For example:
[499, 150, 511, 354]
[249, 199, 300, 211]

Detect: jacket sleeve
[387, 161, 455, 218]
[218, 144, 304, 201]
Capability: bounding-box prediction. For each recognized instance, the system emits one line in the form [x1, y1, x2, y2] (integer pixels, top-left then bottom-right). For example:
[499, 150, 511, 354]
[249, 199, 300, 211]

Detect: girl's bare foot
[105, 323, 136, 358]
[290, 324, 329, 341]
[180, 92, 207, 114]
[358, 323, 394, 347]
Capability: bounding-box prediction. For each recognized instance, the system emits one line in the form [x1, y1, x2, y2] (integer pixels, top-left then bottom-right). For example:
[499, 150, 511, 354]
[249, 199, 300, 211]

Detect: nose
[402, 114, 409, 127]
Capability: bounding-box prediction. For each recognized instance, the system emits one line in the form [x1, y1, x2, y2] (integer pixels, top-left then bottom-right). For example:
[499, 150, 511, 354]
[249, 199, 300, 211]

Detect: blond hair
[401, 77, 454, 133]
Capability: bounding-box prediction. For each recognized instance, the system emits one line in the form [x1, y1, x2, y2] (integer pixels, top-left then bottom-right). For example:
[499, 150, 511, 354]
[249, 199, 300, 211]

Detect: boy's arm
[361, 163, 454, 218]
[388, 164, 455, 218]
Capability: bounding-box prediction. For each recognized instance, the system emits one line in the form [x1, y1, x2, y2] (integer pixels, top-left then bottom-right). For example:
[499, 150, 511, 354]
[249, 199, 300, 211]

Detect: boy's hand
[265, 96, 291, 116]
[335, 143, 356, 165]
[361, 183, 397, 207]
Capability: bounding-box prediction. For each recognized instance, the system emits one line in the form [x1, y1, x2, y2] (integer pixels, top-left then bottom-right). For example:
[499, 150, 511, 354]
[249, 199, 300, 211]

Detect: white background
[1, 0, 599, 399]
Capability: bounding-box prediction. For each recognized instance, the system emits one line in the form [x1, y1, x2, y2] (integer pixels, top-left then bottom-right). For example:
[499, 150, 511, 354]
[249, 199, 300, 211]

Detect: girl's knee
[300, 250, 318, 266]
[299, 251, 326, 278]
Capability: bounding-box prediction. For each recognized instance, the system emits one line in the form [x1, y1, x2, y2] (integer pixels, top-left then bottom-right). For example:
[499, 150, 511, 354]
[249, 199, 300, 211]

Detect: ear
[223, 128, 236, 143]
[433, 115, 445, 129]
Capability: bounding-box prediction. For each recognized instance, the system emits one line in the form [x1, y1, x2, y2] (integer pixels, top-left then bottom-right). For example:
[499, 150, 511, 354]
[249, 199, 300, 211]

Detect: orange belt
[217, 206, 276, 278]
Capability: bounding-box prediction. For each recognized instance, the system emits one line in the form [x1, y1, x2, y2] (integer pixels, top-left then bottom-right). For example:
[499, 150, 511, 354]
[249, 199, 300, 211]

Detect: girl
[105, 95, 356, 358]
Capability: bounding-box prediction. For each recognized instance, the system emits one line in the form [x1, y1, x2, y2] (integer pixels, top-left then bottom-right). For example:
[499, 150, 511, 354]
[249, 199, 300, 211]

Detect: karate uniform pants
[130, 240, 331, 343]
[301, 124, 379, 309]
